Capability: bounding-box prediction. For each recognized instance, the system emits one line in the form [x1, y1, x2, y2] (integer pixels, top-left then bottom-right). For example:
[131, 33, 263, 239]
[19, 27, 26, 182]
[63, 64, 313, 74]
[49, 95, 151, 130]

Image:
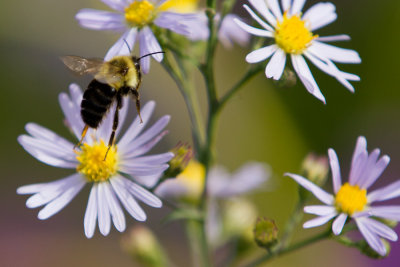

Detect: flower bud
[301, 153, 329, 186]
[164, 142, 193, 178]
[121, 226, 168, 267]
[253, 217, 279, 249]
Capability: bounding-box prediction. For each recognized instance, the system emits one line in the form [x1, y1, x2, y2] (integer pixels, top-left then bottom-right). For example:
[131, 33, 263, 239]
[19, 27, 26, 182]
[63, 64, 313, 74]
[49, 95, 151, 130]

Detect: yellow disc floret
[335, 183, 368, 215]
[177, 160, 205, 201]
[274, 13, 317, 54]
[125, 0, 156, 28]
[76, 140, 118, 182]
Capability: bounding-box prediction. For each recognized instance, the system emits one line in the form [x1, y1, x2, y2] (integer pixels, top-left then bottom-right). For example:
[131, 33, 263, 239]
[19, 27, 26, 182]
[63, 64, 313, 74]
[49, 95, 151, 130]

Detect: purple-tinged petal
[285, 173, 334, 205]
[355, 217, 387, 256]
[349, 151, 368, 186]
[84, 184, 98, 238]
[101, 0, 131, 12]
[332, 213, 347, 235]
[218, 14, 250, 48]
[58, 91, 85, 140]
[303, 213, 337, 228]
[362, 217, 398, 241]
[119, 163, 169, 176]
[328, 148, 342, 194]
[304, 205, 336, 216]
[317, 35, 351, 42]
[122, 178, 162, 208]
[105, 28, 137, 61]
[359, 155, 390, 189]
[122, 131, 169, 159]
[234, 18, 273, 38]
[117, 101, 156, 150]
[103, 181, 126, 232]
[76, 9, 125, 31]
[25, 123, 74, 151]
[154, 12, 195, 37]
[367, 206, 400, 221]
[368, 180, 400, 203]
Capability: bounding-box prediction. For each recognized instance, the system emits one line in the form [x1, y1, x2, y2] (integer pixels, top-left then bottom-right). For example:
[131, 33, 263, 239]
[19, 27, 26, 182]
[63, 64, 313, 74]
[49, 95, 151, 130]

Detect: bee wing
[60, 56, 105, 76]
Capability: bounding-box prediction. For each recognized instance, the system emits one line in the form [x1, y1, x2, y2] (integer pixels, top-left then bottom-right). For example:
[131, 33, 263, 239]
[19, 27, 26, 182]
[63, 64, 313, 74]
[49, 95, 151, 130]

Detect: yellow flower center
[159, 0, 198, 13]
[125, 0, 157, 28]
[335, 183, 367, 215]
[274, 13, 317, 54]
[76, 140, 118, 182]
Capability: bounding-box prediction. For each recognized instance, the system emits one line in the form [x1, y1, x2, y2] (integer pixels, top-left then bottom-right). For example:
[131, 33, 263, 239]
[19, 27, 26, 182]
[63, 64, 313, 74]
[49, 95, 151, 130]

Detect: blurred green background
[1, 0, 399, 266]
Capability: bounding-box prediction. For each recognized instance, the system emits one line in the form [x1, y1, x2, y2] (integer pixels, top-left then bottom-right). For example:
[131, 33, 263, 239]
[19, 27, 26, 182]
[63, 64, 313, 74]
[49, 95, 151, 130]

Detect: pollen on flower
[335, 183, 367, 215]
[76, 140, 118, 182]
[125, 0, 156, 28]
[274, 13, 316, 54]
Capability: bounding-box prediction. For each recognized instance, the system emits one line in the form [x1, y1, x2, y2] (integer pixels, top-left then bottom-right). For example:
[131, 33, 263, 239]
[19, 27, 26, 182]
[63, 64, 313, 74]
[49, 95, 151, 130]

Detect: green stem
[186, 219, 211, 267]
[243, 227, 332, 267]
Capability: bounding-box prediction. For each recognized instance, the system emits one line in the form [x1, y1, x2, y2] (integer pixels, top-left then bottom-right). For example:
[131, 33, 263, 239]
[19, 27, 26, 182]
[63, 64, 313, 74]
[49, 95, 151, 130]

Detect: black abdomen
[81, 79, 116, 128]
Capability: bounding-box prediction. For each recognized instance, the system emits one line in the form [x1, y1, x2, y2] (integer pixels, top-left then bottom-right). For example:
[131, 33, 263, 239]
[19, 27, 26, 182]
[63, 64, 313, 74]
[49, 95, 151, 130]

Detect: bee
[61, 51, 164, 159]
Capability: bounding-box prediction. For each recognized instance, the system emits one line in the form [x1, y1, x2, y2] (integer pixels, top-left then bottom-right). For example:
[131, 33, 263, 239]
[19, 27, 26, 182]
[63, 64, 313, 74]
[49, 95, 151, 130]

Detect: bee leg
[74, 125, 89, 150]
[104, 94, 122, 160]
[131, 89, 143, 123]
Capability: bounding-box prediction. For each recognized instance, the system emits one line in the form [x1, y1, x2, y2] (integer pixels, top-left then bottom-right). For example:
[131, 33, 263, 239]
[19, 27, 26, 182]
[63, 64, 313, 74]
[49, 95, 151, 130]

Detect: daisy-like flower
[76, 0, 205, 73]
[235, 0, 361, 103]
[286, 136, 400, 256]
[17, 84, 174, 238]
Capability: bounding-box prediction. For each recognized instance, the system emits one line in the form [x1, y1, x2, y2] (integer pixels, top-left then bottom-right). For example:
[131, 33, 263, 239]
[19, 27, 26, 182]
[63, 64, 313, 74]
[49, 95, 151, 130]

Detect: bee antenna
[123, 39, 132, 53]
[137, 51, 165, 61]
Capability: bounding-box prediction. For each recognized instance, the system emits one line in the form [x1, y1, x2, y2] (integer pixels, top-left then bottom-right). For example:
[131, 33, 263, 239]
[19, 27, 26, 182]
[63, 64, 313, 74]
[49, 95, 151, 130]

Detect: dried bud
[273, 68, 297, 88]
[165, 142, 193, 178]
[301, 153, 329, 186]
[253, 217, 279, 249]
[121, 226, 168, 267]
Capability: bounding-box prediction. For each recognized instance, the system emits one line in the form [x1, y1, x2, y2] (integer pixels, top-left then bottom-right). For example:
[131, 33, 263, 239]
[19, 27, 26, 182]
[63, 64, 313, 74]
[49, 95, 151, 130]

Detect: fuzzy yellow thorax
[76, 140, 118, 182]
[275, 13, 317, 54]
[125, 0, 157, 28]
[335, 183, 367, 215]
[159, 0, 198, 13]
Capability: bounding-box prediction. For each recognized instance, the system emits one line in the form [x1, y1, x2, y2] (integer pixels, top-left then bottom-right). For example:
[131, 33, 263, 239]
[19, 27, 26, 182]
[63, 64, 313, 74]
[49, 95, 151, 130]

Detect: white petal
[119, 164, 169, 176]
[243, 4, 274, 32]
[332, 213, 347, 235]
[69, 83, 83, 106]
[25, 123, 73, 150]
[304, 205, 336, 216]
[117, 101, 156, 150]
[123, 178, 162, 208]
[58, 92, 85, 140]
[266, 0, 283, 21]
[97, 182, 111, 236]
[303, 213, 337, 228]
[291, 55, 326, 103]
[84, 184, 98, 238]
[368, 180, 400, 202]
[246, 45, 278, 63]
[290, 0, 306, 15]
[317, 35, 351, 42]
[302, 3, 337, 31]
[285, 173, 334, 204]
[105, 28, 137, 61]
[140, 27, 163, 61]
[281, 0, 292, 12]
[356, 217, 387, 256]
[248, 0, 277, 26]
[110, 176, 146, 221]
[38, 179, 85, 220]
[75, 9, 125, 31]
[24, 174, 84, 208]
[17, 174, 82, 195]
[309, 41, 361, 64]
[234, 18, 273, 37]
[265, 49, 286, 80]
[328, 148, 342, 194]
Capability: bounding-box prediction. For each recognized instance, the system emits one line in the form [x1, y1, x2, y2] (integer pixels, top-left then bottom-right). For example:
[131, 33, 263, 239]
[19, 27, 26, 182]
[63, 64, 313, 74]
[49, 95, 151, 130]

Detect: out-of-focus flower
[17, 84, 173, 238]
[286, 136, 400, 256]
[301, 153, 329, 186]
[235, 0, 361, 103]
[76, 0, 206, 73]
[121, 225, 168, 267]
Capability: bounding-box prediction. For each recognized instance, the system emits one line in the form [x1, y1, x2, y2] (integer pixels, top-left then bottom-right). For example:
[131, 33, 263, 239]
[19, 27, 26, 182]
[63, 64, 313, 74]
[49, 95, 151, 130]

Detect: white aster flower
[235, 0, 361, 103]
[76, 0, 205, 73]
[286, 136, 400, 256]
[17, 83, 174, 238]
